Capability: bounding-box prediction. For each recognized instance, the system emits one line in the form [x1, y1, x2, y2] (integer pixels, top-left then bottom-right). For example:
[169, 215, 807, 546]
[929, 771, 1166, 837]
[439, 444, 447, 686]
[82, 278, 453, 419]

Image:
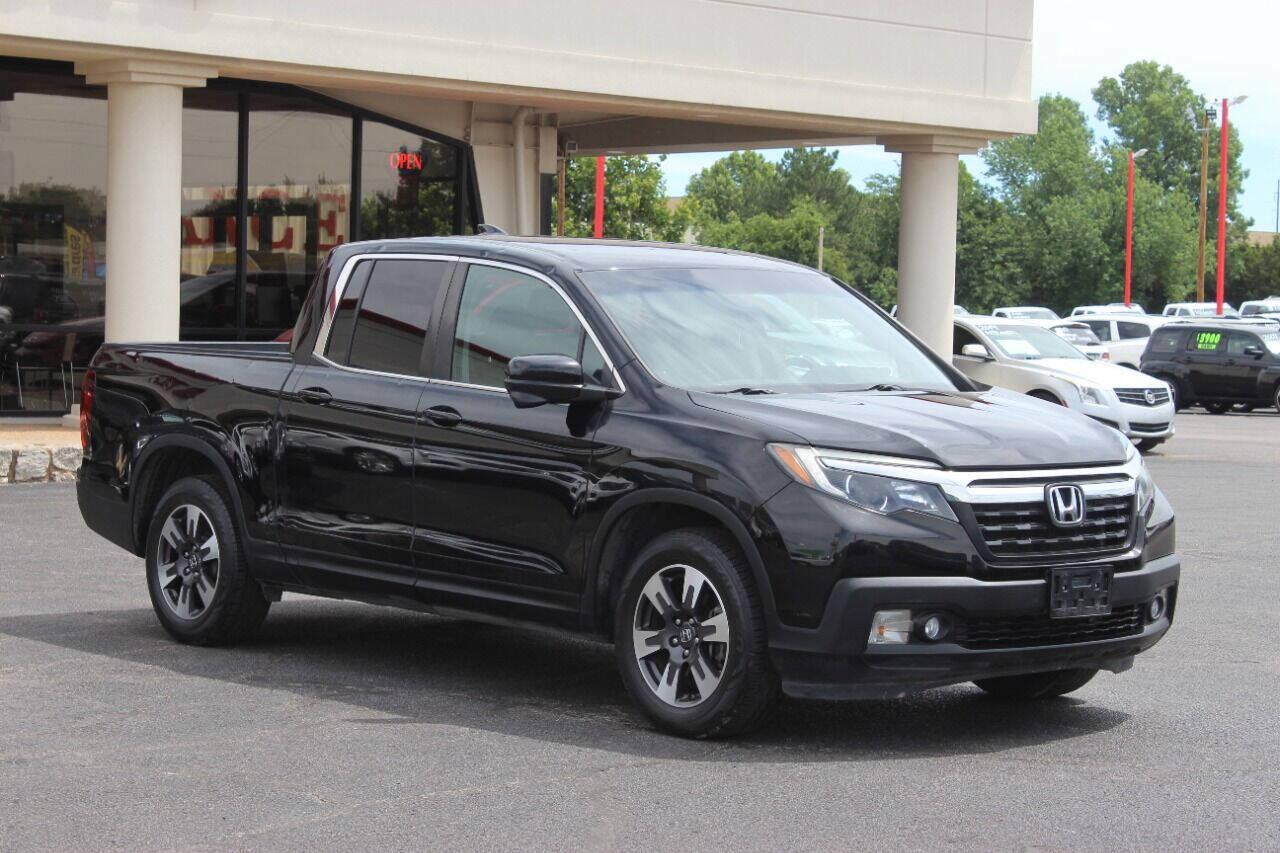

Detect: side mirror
[1243, 344, 1265, 358]
[504, 353, 622, 409]
[960, 343, 993, 361]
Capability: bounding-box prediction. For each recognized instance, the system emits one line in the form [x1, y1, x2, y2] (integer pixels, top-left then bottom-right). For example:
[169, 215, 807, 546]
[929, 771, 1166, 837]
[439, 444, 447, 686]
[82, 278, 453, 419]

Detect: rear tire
[973, 668, 1098, 700]
[145, 476, 270, 646]
[614, 528, 780, 738]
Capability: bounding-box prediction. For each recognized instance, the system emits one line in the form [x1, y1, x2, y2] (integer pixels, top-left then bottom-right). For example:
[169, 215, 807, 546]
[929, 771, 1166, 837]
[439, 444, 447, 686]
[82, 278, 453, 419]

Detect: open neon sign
[389, 150, 425, 172]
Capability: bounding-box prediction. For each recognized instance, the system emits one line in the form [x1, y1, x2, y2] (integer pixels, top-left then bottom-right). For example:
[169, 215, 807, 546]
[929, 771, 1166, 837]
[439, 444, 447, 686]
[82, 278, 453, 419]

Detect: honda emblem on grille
[1046, 484, 1086, 527]
[1144, 389, 1157, 405]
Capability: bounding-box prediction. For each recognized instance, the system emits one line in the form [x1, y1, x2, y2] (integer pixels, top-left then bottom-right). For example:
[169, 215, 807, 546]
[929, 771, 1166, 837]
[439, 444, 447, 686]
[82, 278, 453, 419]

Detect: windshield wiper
[713, 386, 777, 395]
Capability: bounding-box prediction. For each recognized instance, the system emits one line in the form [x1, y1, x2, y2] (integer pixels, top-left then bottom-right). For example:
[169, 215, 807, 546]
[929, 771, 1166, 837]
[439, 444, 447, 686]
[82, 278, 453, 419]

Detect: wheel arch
[130, 435, 247, 556]
[585, 489, 778, 641]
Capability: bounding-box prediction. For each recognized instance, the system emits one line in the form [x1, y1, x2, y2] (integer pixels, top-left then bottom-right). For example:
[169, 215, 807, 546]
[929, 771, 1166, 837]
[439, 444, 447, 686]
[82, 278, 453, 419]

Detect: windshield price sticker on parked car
[1194, 331, 1222, 351]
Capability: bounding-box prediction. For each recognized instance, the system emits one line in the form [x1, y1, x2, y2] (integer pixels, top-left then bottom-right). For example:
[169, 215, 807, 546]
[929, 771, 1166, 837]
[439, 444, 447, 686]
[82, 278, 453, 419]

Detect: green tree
[682, 151, 781, 221]
[1093, 61, 1246, 218]
[555, 155, 688, 241]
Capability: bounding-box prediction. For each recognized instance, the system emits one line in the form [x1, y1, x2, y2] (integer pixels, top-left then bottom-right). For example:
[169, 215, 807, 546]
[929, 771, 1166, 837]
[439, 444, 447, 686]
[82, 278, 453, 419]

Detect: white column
[77, 60, 216, 343]
[881, 135, 985, 356]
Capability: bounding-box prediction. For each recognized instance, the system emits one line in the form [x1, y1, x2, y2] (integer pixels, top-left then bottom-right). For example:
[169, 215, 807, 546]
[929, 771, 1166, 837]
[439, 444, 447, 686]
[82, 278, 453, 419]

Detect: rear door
[410, 260, 619, 624]
[1183, 328, 1228, 398]
[277, 255, 452, 596]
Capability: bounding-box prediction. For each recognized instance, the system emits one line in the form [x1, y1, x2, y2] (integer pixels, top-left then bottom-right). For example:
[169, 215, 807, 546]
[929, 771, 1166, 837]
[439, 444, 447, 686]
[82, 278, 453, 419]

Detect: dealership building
[0, 0, 1036, 417]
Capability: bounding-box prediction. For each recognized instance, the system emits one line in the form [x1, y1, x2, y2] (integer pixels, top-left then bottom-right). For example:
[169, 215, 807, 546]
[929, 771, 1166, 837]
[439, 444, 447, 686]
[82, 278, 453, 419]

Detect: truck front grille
[955, 605, 1144, 649]
[973, 496, 1134, 558]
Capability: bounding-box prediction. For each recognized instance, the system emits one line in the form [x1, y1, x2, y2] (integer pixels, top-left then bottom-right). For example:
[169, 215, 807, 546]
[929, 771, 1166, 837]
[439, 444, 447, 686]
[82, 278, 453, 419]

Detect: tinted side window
[1146, 329, 1182, 354]
[1227, 333, 1260, 355]
[1117, 321, 1149, 340]
[1083, 320, 1112, 341]
[1186, 329, 1224, 353]
[324, 261, 372, 363]
[952, 325, 980, 354]
[451, 265, 606, 388]
[345, 259, 448, 375]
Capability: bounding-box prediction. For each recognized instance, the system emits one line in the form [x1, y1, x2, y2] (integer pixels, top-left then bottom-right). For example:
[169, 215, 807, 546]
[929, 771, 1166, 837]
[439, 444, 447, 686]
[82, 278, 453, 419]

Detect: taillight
[80, 368, 96, 451]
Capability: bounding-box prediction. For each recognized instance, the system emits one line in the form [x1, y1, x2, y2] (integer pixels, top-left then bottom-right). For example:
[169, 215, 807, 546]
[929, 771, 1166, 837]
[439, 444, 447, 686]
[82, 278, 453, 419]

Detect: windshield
[1001, 307, 1058, 320]
[579, 267, 959, 393]
[1053, 325, 1101, 346]
[1243, 303, 1280, 316]
[978, 323, 1088, 360]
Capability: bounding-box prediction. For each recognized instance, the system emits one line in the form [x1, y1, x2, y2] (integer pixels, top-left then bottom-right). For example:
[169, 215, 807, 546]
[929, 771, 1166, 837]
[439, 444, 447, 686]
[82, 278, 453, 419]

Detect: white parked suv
[1070, 303, 1147, 316]
[1162, 301, 1239, 318]
[1072, 314, 1169, 369]
[952, 317, 1176, 451]
[992, 306, 1059, 320]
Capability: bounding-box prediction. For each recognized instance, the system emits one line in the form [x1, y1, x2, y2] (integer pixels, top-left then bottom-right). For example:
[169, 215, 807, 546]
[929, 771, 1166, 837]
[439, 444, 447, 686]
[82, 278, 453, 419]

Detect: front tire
[1135, 438, 1165, 453]
[1204, 401, 1232, 414]
[973, 668, 1098, 700]
[614, 528, 780, 738]
[145, 476, 270, 645]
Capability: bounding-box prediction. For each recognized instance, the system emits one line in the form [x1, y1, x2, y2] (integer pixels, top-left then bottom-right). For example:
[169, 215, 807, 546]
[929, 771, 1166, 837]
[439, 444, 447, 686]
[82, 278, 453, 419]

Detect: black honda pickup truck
[78, 237, 1180, 738]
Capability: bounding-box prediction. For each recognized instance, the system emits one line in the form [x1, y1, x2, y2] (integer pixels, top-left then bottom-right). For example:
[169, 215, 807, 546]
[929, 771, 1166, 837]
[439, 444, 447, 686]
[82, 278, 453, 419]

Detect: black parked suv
[78, 237, 1180, 737]
[1140, 320, 1280, 413]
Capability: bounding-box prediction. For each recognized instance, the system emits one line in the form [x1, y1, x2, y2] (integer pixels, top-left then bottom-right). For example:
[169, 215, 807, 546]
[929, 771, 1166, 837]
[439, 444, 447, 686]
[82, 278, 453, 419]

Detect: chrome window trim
[447, 257, 626, 395]
[803, 445, 1142, 505]
[311, 253, 625, 395]
[312, 253, 459, 373]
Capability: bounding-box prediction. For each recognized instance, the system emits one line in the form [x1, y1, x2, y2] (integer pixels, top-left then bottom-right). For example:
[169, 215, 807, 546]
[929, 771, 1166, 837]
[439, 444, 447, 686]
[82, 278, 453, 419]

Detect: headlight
[1076, 383, 1106, 405]
[767, 444, 958, 523]
[1136, 462, 1155, 517]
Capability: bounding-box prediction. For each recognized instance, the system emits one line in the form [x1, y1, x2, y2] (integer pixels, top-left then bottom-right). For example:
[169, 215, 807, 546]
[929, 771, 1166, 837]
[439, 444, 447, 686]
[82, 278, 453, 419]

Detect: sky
[658, 0, 1280, 231]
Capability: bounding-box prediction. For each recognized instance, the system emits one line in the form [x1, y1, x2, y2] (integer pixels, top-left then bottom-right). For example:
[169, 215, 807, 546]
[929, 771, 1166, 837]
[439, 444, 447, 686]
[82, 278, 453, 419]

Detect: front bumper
[769, 553, 1179, 700]
[1081, 397, 1176, 441]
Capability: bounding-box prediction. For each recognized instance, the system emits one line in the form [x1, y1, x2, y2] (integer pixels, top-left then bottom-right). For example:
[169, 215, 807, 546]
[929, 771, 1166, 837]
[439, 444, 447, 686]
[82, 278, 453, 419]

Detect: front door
[277, 256, 452, 596]
[1224, 332, 1266, 399]
[411, 261, 618, 624]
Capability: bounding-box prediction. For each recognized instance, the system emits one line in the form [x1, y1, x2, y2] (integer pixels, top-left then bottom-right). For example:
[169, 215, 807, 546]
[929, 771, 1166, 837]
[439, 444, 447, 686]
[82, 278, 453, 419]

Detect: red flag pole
[1124, 150, 1135, 308]
[1215, 97, 1229, 316]
[593, 156, 606, 238]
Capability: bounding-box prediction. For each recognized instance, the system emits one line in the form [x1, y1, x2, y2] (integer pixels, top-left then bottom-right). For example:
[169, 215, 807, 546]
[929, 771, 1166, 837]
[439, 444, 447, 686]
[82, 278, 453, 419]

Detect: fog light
[1148, 594, 1165, 622]
[868, 610, 912, 645]
[922, 615, 944, 641]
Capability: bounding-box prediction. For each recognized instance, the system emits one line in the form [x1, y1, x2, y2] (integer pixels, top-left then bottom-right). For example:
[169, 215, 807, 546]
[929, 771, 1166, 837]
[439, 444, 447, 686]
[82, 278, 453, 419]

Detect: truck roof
[333, 235, 814, 274]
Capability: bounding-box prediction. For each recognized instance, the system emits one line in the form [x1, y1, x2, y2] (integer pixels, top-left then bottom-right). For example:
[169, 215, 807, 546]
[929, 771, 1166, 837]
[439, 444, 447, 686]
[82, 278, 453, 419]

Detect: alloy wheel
[632, 564, 730, 708]
[155, 504, 220, 621]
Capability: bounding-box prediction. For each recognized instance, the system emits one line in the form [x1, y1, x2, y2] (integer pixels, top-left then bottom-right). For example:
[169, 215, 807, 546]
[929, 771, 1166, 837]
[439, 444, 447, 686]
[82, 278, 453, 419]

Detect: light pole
[1124, 148, 1147, 308]
[1190, 105, 1217, 302]
[1215, 95, 1246, 315]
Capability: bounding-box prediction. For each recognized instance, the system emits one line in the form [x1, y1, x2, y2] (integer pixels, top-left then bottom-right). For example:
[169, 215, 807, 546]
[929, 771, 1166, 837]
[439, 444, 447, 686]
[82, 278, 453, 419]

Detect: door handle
[423, 406, 462, 428]
[298, 387, 333, 405]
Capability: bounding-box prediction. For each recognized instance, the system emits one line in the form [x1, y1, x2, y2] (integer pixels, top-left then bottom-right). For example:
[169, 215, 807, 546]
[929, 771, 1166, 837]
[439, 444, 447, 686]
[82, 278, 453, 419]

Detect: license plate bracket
[1048, 567, 1113, 618]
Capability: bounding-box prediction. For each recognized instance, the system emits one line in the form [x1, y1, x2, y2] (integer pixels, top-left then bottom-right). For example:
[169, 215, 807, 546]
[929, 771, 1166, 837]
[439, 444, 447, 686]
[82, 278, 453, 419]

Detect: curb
[0, 446, 83, 484]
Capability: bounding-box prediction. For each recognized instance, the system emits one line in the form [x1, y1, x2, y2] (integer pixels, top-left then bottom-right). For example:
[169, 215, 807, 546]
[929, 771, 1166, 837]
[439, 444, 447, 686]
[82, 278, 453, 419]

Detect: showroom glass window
[360, 120, 458, 241]
[179, 88, 240, 338]
[246, 92, 352, 338]
[0, 66, 107, 414]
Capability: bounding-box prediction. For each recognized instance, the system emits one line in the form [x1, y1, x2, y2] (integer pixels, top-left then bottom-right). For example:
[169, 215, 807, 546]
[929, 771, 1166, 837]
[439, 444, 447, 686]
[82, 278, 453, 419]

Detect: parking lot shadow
[0, 603, 1130, 762]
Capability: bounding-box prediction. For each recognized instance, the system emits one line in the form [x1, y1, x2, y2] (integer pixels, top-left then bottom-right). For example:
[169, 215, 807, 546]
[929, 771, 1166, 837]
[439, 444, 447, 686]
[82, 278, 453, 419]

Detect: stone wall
[0, 447, 83, 484]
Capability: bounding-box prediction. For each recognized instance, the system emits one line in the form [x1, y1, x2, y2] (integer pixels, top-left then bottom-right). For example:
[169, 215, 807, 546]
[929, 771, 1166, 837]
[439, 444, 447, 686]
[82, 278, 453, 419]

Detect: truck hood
[1026, 358, 1165, 388]
[691, 386, 1131, 469]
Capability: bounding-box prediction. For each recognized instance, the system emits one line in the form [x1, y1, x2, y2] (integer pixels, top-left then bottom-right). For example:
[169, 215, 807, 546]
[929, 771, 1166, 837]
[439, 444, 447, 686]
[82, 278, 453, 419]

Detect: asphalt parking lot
[2, 412, 1278, 851]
